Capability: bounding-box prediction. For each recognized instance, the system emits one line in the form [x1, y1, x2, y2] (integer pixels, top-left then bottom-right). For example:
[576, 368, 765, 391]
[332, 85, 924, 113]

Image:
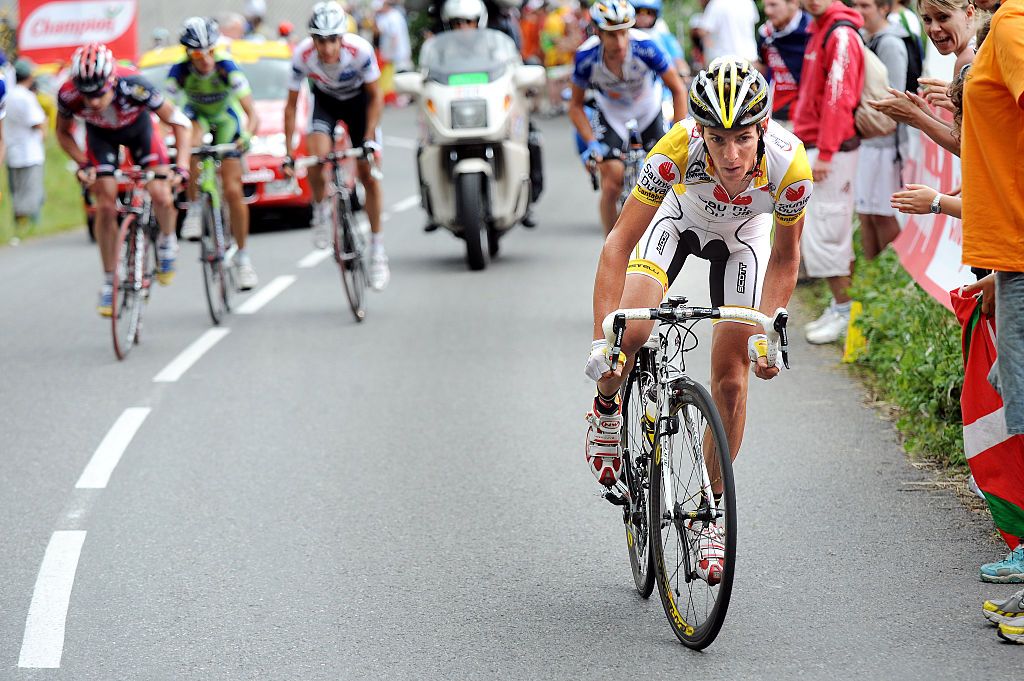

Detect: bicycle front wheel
[332, 194, 366, 322]
[200, 195, 229, 325]
[650, 378, 736, 649]
[111, 214, 143, 360]
[620, 349, 656, 597]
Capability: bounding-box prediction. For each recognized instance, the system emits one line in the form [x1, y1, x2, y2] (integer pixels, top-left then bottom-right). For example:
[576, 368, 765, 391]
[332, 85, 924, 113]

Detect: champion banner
[17, 0, 138, 65]
[951, 289, 1024, 549]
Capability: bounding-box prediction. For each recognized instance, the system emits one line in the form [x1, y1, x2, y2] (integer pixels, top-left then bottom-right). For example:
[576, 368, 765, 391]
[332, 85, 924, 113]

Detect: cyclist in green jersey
[168, 17, 261, 290]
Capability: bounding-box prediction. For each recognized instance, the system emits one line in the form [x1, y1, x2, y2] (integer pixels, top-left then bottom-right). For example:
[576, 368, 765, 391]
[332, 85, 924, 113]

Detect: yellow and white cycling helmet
[689, 56, 771, 130]
[589, 0, 636, 31]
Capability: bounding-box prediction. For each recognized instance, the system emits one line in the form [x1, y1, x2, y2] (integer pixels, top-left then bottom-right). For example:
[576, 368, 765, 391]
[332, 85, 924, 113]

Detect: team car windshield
[419, 30, 520, 84]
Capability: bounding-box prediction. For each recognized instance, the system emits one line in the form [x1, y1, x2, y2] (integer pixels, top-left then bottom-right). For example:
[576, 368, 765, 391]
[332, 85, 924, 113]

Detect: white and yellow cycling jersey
[626, 118, 813, 311]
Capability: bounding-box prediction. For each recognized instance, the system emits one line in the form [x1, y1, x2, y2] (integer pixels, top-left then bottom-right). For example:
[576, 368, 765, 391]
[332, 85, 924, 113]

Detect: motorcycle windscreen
[418, 29, 521, 85]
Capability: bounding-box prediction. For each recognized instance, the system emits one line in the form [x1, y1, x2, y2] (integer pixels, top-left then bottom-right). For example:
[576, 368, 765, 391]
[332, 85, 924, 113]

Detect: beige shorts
[801, 148, 858, 278]
[855, 144, 901, 217]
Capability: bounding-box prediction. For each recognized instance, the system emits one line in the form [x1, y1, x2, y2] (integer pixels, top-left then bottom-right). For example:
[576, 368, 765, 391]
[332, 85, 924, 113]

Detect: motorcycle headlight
[450, 100, 488, 129]
[248, 133, 287, 157]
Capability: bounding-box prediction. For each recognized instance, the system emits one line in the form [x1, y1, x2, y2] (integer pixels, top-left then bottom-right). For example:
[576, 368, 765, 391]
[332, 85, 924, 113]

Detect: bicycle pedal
[602, 491, 628, 506]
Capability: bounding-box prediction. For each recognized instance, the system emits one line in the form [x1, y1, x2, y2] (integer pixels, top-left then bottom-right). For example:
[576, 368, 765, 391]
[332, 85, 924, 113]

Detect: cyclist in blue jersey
[631, 0, 689, 77]
[568, 0, 687, 236]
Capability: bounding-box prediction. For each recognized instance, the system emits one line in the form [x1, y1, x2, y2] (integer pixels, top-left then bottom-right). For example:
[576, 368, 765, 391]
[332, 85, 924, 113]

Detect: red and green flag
[951, 288, 1024, 550]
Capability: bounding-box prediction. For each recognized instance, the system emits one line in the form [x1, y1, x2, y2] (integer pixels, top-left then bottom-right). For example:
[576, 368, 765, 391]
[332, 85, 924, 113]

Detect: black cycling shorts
[310, 88, 370, 145]
[592, 110, 666, 161]
[86, 114, 168, 174]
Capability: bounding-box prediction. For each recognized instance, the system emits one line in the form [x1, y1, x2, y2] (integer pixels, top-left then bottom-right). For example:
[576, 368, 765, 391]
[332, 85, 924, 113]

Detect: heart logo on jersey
[733, 195, 752, 205]
[785, 185, 806, 202]
[658, 162, 676, 183]
[713, 185, 729, 203]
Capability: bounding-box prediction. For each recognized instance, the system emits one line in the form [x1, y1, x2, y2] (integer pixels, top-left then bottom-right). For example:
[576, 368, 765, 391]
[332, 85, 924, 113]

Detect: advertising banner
[17, 0, 138, 64]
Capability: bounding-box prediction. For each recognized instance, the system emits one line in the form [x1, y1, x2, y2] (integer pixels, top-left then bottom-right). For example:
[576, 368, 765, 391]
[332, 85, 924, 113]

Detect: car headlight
[450, 100, 487, 129]
[248, 133, 287, 157]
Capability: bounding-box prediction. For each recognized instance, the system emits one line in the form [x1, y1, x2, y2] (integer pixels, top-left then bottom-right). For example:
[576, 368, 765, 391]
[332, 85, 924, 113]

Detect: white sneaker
[369, 248, 390, 291]
[805, 308, 850, 345]
[585, 410, 623, 487]
[310, 202, 331, 249]
[181, 207, 202, 241]
[803, 302, 836, 333]
[236, 261, 258, 291]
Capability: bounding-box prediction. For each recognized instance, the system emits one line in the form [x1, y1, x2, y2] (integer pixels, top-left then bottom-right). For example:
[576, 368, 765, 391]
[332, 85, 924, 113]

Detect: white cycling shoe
[180, 208, 202, 241]
[369, 248, 390, 291]
[236, 261, 258, 291]
[585, 410, 623, 487]
[689, 520, 726, 586]
[310, 202, 331, 249]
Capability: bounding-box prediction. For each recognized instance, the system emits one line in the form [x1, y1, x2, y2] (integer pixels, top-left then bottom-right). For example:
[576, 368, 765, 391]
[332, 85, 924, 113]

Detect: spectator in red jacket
[793, 0, 866, 345]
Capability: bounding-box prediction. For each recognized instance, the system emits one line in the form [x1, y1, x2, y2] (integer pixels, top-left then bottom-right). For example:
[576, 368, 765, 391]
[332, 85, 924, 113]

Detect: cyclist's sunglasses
[79, 81, 113, 100]
[450, 18, 478, 27]
[187, 48, 215, 58]
[312, 34, 340, 44]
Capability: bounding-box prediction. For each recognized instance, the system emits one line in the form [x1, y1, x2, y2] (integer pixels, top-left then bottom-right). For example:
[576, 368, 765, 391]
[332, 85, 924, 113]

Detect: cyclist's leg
[211, 110, 249, 249]
[84, 126, 120, 278]
[593, 109, 626, 235]
[339, 91, 381, 234]
[185, 106, 203, 204]
[307, 92, 340, 204]
[703, 215, 772, 490]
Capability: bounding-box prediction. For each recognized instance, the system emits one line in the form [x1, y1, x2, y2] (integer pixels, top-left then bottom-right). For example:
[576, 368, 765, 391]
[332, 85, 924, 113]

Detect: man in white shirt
[377, 0, 413, 71]
[4, 59, 45, 234]
[695, 0, 760, 63]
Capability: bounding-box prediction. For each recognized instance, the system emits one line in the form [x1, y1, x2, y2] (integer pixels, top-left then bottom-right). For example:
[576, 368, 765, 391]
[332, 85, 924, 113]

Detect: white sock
[835, 300, 852, 315]
[371, 234, 383, 250]
[103, 272, 114, 285]
[158, 233, 177, 249]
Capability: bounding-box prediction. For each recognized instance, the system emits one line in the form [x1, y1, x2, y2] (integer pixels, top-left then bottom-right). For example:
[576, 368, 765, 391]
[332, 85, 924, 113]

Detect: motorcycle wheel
[456, 172, 487, 271]
[487, 225, 500, 259]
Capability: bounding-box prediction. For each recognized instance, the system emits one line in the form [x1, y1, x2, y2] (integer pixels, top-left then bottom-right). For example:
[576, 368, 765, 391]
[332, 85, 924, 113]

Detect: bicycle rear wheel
[620, 347, 656, 597]
[111, 214, 144, 360]
[200, 195, 229, 325]
[332, 193, 367, 322]
[650, 378, 735, 649]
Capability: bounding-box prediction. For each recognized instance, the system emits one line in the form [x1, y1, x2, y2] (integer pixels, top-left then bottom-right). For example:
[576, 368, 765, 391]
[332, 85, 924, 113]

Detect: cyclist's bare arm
[661, 66, 688, 123]
[154, 101, 192, 171]
[592, 195, 660, 339]
[753, 215, 803, 379]
[363, 80, 383, 145]
[239, 92, 260, 138]
[568, 84, 594, 144]
[55, 115, 88, 167]
[283, 89, 300, 157]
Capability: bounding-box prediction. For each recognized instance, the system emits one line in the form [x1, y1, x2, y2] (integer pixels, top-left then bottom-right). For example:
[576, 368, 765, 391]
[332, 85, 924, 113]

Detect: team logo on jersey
[636, 153, 679, 201]
[785, 184, 806, 202]
[769, 134, 793, 152]
[685, 158, 712, 183]
[713, 185, 753, 206]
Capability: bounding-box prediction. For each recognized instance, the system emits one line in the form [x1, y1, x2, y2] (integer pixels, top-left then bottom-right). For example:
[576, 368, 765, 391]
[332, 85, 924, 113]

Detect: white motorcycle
[395, 29, 545, 271]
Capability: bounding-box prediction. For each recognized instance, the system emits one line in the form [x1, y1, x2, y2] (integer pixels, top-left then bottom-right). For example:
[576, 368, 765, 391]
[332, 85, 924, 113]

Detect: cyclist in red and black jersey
[56, 43, 192, 317]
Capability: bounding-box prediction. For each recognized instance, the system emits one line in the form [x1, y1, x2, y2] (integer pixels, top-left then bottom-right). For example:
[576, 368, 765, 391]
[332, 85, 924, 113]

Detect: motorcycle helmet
[441, 0, 488, 28]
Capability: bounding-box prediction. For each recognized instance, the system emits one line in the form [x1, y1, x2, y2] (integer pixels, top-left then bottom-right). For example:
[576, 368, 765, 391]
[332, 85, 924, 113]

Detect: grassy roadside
[0, 136, 87, 244]
[797, 244, 966, 470]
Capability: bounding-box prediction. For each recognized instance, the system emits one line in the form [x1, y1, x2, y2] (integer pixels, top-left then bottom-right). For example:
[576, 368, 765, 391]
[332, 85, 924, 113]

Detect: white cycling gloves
[585, 339, 614, 381]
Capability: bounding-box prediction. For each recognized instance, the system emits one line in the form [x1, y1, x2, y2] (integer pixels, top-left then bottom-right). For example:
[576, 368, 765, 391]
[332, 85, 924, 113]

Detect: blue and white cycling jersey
[571, 29, 670, 139]
[0, 73, 7, 121]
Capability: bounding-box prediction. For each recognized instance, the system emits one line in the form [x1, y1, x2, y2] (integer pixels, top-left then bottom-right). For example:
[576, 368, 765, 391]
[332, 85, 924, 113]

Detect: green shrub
[846, 248, 966, 468]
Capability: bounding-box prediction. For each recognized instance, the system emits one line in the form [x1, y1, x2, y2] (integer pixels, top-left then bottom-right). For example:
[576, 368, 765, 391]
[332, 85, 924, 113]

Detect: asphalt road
[2, 107, 1022, 680]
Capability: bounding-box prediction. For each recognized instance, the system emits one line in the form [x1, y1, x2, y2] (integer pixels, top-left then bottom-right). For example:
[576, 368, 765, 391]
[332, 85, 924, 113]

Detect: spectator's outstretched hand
[891, 183, 938, 214]
[867, 87, 929, 126]
[918, 77, 956, 113]
[811, 156, 831, 183]
[963, 273, 997, 317]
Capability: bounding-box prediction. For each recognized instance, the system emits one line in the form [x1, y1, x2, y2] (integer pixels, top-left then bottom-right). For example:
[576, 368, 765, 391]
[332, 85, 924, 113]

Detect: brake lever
[773, 310, 790, 370]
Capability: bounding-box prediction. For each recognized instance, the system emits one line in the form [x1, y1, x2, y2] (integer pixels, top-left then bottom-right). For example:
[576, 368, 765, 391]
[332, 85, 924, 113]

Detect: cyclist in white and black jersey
[568, 0, 688, 235]
[283, 0, 389, 290]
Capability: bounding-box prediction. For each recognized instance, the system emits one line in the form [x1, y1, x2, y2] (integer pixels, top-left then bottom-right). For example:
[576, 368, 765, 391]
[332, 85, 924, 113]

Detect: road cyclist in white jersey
[568, 0, 688, 236]
[283, 0, 389, 290]
[584, 57, 814, 581]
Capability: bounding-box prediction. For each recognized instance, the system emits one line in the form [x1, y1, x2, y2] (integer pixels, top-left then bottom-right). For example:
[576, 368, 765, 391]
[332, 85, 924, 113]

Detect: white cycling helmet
[590, 0, 636, 31]
[441, 0, 488, 28]
[308, 1, 348, 36]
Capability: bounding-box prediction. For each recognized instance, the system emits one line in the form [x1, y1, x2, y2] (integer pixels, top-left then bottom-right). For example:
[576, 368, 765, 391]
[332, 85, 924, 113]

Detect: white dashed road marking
[76, 407, 151, 489]
[235, 275, 297, 315]
[18, 531, 88, 669]
[153, 328, 231, 383]
[297, 249, 333, 269]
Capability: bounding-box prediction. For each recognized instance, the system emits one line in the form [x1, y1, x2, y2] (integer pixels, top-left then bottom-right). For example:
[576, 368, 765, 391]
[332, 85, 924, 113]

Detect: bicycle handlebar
[294, 146, 383, 180]
[191, 143, 245, 157]
[601, 298, 790, 370]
